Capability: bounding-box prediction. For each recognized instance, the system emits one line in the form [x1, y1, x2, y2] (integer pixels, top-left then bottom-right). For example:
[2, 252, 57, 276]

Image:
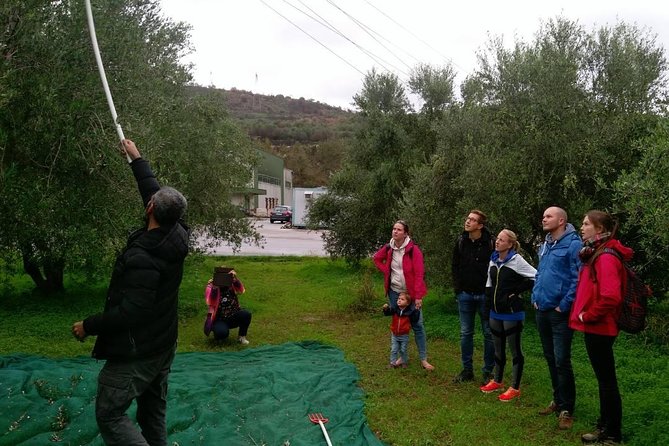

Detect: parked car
[269, 205, 292, 224]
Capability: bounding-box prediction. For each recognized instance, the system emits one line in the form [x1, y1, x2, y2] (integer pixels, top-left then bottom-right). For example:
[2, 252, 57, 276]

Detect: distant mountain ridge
[187, 85, 356, 187]
[188, 85, 357, 144]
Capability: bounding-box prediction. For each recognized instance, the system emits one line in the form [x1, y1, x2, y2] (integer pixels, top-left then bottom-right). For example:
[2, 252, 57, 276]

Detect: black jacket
[451, 228, 494, 294]
[485, 252, 536, 314]
[83, 159, 189, 360]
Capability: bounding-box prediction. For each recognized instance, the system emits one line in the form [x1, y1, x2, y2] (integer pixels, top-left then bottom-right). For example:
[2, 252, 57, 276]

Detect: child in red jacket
[383, 292, 420, 368]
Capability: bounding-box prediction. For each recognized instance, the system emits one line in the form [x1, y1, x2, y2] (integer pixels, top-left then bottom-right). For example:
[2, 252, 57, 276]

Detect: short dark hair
[470, 209, 487, 226]
[151, 186, 187, 225]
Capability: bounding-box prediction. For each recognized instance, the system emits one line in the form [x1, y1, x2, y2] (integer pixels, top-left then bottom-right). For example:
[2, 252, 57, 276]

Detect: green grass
[1, 256, 667, 446]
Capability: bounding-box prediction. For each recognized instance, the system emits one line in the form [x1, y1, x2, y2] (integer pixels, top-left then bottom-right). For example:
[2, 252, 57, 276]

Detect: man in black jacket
[451, 210, 495, 384]
[72, 139, 189, 446]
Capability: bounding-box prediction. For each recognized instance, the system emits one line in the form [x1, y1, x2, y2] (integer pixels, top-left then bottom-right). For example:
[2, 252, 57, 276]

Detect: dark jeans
[96, 345, 176, 446]
[489, 318, 524, 389]
[388, 289, 427, 361]
[213, 310, 252, 340]
[536, 309, 575, 413]
[584, 333, 622, 440]
[456, 292, 495, 373]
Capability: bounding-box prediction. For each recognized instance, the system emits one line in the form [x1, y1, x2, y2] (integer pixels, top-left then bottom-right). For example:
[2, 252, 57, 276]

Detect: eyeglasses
[465, 216, 480, 223]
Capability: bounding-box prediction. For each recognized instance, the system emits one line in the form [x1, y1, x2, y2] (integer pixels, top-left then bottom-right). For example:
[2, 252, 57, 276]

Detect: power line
[285, 0, 408, 76]
[258, 0, 366, 76]
[326, 0, 412, 74]
[362, 0, 463, 71]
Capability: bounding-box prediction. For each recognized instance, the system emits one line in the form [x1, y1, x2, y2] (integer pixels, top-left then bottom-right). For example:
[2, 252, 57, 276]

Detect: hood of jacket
[389, 236, 411, 251]
[130, 222, 189, 263]
[601, 238, 634, 263]
[543, 223, 578, 247]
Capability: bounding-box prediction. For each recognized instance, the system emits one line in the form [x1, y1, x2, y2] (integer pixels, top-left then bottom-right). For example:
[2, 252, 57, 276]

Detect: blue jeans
[390, 333, 410, 364]
[388, 289, 427, 361]
[456, 292, 495, 373]
[536, 309, 575, 413]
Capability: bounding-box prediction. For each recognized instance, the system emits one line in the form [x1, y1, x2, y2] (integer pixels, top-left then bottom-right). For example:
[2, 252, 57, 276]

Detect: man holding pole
[72, 139, 189, 445]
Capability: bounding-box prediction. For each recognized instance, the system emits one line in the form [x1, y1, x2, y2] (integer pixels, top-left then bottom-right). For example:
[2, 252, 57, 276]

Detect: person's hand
[382, 303, 389, 310]
[72, 321, 87, 341]
[555, 306, 562, 313]
[533, 302, 538, 309]
[121, 139, 141, 161]
[415, 299, 423, 310]
[578, 312, 585, 322]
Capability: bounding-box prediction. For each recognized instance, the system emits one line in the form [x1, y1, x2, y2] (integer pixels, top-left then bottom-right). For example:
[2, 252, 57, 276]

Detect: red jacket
[373, 239, 427, 301]
[390, 312, 412, 336]
[569, 239, 633, 336]
[383, 305, 420, 335]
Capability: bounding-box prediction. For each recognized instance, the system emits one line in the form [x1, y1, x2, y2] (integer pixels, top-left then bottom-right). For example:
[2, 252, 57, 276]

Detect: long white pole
[84, 0, 131, 163]
[318, 420, 333, 446]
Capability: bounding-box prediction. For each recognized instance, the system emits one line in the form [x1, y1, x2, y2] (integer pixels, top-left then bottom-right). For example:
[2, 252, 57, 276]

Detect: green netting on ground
[0, 341, 386, 446]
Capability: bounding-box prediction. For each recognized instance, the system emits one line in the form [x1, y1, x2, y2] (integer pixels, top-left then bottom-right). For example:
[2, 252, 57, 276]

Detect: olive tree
[400, 17, 668, 288]
[614, 120, 669, 293]
[307, 69, 414, 263]
[0, 0, 258, 292]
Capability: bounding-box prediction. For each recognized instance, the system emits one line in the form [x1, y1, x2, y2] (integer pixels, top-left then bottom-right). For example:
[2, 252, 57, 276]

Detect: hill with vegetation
[189, 85, 358, 144]
[189, 86, 357, 187]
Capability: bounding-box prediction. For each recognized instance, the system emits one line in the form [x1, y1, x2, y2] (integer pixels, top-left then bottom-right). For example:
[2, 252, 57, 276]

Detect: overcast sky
[159, 0, 669, 110]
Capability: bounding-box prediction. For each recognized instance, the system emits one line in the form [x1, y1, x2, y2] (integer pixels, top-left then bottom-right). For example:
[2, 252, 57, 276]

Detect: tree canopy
[0, 0, 259, 292]
[309, 17, 669, 294]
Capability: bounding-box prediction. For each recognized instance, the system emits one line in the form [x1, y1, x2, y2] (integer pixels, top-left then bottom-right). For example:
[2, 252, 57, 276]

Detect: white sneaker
[238, 336, 249, 345]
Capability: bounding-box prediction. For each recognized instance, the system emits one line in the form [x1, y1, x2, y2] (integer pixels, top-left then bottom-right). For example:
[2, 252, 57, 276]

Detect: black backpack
[595, 248, 652, 334]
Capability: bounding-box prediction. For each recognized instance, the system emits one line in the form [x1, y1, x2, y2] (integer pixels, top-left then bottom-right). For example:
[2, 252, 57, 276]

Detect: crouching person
[204, 267, 252, 345]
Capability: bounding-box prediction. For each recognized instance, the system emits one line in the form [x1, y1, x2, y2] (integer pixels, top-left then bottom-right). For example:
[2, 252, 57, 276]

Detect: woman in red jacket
[569, 210, 633, 445]
[373, 220, 434, 370]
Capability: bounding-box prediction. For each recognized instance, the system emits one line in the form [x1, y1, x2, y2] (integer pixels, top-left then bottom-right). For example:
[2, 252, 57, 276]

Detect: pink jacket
[205, 280, 245, 324]
[373, 239, 427, 301]
[569, 239, 633, 336]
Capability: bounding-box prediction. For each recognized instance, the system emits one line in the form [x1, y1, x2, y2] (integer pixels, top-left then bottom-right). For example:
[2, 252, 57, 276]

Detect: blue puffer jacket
[531, 224, 582, 313]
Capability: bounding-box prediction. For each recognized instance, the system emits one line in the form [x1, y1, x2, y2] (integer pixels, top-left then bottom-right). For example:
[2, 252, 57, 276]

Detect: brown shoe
[558, 410, 574, 430]
[538, 400, 558, 416]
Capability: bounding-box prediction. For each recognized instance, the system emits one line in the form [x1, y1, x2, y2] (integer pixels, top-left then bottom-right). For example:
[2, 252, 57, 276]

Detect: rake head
[308, 413, 329, 424]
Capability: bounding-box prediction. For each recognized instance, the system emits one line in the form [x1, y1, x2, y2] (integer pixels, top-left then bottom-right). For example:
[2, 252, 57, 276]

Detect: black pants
[489, 318, 524, 389]
[96, 345, 176, 446]
[213, 310, 252, 340]
[584, 333, 622, 440]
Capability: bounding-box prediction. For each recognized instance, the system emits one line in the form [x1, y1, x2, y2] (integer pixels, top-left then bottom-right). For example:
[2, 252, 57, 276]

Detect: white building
[292, 187, 327, 227]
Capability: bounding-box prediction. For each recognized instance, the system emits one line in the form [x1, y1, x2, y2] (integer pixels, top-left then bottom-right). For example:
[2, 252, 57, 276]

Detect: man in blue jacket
[531, 206, 582, 431]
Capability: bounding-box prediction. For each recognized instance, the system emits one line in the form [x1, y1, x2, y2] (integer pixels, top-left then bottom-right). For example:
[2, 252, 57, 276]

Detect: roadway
[201, 218, 328, 256]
